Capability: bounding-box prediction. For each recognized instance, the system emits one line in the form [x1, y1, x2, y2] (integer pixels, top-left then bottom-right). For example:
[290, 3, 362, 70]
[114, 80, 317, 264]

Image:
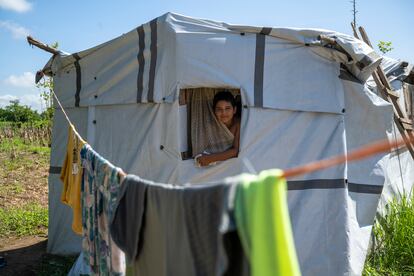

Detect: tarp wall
[44, 12, 407, 276]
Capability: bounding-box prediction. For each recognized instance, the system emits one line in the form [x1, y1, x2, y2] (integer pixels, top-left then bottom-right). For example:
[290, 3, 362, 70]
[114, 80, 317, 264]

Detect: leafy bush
[0, 100, 41, 123]
[364, 191, 414, 275]
[377, 41, 393, 55]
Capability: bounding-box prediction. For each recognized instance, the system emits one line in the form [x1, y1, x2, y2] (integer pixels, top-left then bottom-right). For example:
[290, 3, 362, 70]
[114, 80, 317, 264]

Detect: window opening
[179, 88, 242, 166]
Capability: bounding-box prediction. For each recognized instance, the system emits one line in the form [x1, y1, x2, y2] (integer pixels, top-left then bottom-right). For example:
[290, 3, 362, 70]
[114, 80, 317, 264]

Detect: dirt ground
[0, 146, 71, 275]
[0, 150, 49, 209]
[0, 236, 48, 276]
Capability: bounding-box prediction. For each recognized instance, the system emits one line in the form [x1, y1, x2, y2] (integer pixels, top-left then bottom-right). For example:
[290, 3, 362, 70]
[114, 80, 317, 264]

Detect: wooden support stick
[400, 117, 412, 124]
[319, 35, 336, 45]
[351, 22, 360, 39]
[27, 36, 59, 55]
[385, 88, 399, 99]
[358, 27, 373, 47]
[357, 26, 414, 160]
[393, 117, 414, 158]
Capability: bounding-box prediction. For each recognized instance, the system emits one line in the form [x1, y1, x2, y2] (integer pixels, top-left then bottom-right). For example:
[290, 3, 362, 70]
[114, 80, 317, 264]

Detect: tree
[36, 41, 59, 122]
[0, 100, 41, 123]
[37, 75, 54, 121]
[377, 41, 393, 55]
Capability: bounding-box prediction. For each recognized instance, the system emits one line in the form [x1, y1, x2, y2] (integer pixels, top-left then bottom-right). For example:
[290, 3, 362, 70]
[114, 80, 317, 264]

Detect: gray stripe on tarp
[137, 25, 145, 103]
[148, 19, 158, 102]
[288, 179, 345, 190]
[254, 33, 265, 107]
[260, 27, 272, 35]
[288, 179, 383, 194]
[348, 183, 383, 194]
[73, 53, 81, 107]
[49, 166, 62, 174]
[47, 166, 383, 195]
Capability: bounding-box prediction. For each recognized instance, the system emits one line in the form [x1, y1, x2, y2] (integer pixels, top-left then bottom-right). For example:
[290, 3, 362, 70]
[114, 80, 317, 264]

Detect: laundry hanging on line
[80, 144, 126, 276]
[59, 125, 126, 275]
[110, 174, 245, 275]
[235, 170, 301, 276]
[109, 170, 301, 276]
[58, 124, 300, 276]
[57, 112, 409, 276]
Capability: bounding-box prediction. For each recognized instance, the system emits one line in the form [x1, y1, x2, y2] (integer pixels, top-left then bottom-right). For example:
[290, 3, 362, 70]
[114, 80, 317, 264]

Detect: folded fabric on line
[110, 174, 249, 276]
[60, 125, 86, 235]
[81, 144, 126, 276]
[235, 169, 301, 276]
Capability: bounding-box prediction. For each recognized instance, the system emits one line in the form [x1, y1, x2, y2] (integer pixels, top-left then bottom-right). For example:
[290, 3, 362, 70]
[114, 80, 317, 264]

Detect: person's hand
[197, 155, 211, 167]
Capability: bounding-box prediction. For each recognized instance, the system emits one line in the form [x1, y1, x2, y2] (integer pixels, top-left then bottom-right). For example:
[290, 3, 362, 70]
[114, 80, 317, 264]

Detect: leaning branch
[27, 36, 59, 55]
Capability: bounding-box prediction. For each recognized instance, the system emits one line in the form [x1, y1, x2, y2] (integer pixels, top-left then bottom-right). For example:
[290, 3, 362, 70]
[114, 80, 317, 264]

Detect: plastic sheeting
[43, 12, 413, 276]
[44, 13, 379, 113]
[47, 96, 392, 275]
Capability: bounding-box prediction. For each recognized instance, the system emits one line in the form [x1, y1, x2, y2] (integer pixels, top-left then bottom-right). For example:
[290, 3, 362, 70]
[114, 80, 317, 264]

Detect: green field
[0, 124, 75, 275]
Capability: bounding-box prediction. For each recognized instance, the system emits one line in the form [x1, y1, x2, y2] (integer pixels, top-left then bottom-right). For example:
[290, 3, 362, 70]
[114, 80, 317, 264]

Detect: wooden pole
[356, 26, 414, 159]
[27, 36, 59, 55]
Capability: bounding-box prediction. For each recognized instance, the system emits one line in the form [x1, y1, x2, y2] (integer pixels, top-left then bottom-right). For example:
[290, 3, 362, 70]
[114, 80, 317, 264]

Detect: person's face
[214, 100, 236, 125]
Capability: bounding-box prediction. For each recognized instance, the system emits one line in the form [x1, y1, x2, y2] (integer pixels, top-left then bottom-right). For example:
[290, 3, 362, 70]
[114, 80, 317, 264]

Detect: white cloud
[0, 94, 42, 111]
[20, 94, 42, 111]
[4, 72, 35, 88]
[1, 72, 43, 111]
[0, 0, 32, 13]
[0, 21, 30, 39]
[0, 94, 17, 106]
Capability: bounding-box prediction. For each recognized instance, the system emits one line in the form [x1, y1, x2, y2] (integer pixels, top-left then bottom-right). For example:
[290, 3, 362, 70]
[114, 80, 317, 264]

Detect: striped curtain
[181, 88, 239, 157]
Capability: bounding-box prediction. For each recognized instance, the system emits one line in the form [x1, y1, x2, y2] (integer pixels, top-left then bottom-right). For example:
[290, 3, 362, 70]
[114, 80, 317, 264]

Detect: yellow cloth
[60, 125, 86, 235]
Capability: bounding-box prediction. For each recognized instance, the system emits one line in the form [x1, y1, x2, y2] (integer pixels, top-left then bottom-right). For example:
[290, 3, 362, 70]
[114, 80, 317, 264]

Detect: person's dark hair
[213, 90, 236, 109]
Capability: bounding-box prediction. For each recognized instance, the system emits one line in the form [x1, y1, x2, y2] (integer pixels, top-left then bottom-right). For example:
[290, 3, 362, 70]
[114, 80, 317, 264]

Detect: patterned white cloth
[81, 144, 126, 276]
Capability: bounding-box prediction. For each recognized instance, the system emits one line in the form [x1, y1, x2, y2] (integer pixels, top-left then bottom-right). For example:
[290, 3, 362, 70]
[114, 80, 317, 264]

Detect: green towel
[235, 169, 301, 276]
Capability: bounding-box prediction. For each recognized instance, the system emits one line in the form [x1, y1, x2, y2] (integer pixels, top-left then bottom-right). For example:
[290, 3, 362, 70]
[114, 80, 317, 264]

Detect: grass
[0, 132, 50, 239]
[0, 124, 77, 274]
[0, 136, 50, 207]
[0, 137, 50, 172]
[0, 203, 48, 237]
[0, 136, 50, 154]
[363, 191, 414, 275]
[34, 254, 78, 276]
[9, 182, 25, 194]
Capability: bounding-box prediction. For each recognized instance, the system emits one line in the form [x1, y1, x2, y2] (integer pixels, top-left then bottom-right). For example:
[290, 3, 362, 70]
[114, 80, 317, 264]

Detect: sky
[0, 0, 413, 111]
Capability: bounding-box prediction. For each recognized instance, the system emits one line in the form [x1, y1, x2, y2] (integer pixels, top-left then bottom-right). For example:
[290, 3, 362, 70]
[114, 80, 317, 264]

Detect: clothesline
[52, 91, 409, 179]
[51, 89, 84, 142]
[56, 91, 405, 276]
[52, 91, 129, 178]
[282, 137, 407, 178]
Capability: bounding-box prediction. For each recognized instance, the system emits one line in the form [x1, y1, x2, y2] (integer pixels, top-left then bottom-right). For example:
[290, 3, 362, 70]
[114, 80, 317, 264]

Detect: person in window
[197, 91, 240, 167]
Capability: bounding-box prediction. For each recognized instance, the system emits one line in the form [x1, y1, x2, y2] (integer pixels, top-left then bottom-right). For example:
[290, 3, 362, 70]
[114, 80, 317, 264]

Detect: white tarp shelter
[42, 12, 414, 276]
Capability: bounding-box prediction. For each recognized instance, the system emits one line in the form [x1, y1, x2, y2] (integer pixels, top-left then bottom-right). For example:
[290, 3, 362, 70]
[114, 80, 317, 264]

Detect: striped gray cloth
[190, 88, 234, 157]
[110, 175, 249, 275]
